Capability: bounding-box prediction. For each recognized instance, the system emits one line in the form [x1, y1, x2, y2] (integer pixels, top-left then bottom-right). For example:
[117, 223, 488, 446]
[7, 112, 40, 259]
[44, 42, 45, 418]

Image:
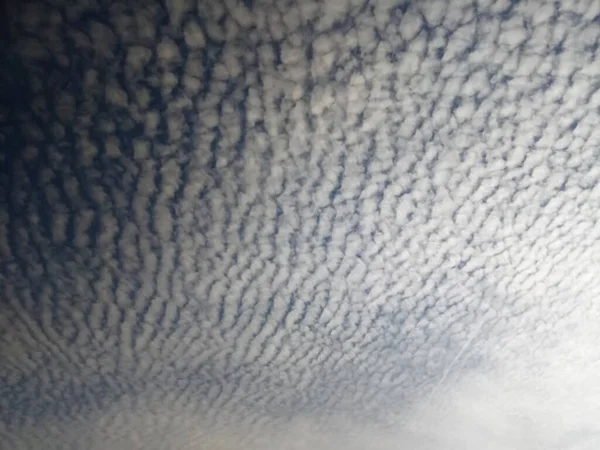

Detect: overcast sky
[2, 0, 600, 448]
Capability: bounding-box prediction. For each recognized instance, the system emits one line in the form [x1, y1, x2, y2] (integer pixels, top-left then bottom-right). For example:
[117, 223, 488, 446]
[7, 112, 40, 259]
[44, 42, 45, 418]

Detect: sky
[1, 0, 600, 448]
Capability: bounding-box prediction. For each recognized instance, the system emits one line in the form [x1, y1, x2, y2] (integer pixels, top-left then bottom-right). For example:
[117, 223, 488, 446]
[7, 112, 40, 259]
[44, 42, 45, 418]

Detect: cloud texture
[1, 0, 600, 448]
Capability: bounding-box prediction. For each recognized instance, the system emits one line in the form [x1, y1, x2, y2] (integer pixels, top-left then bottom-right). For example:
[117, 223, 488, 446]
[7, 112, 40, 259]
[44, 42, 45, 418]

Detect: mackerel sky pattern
[2, 0, 600, 449]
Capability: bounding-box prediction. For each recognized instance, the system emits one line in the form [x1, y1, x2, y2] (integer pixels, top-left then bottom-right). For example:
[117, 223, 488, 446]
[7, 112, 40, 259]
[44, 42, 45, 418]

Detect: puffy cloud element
[1, 0, 600, 448]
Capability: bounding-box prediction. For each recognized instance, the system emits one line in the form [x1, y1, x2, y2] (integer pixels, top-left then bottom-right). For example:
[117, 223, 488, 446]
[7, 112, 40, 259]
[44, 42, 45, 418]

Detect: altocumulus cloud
[1, 0, 600, 449]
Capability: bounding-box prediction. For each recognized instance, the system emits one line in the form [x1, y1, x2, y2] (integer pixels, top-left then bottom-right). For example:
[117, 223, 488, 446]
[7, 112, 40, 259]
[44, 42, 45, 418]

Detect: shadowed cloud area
[1, 0, 600, 448]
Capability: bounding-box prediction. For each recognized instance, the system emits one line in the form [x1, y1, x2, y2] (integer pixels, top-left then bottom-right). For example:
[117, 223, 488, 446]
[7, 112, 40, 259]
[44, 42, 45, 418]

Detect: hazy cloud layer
[1, 0, 600, 448]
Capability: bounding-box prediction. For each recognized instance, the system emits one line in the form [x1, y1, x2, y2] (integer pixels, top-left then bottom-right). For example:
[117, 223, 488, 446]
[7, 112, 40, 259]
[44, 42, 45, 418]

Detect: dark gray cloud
[1, 0, 600, 448]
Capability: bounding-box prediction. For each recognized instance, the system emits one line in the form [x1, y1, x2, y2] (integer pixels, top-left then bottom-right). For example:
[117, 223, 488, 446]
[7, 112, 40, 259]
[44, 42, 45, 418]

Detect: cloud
[2, 0, 600, 448]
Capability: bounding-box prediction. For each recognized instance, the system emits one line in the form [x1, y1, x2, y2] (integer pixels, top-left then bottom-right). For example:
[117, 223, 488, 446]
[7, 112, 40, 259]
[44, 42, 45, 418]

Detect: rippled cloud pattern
[2, 0, 600, 449]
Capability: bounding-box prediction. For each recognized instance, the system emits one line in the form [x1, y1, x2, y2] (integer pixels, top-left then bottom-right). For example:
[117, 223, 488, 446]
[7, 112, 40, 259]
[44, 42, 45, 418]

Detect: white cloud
[2, 0, 600, 449]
